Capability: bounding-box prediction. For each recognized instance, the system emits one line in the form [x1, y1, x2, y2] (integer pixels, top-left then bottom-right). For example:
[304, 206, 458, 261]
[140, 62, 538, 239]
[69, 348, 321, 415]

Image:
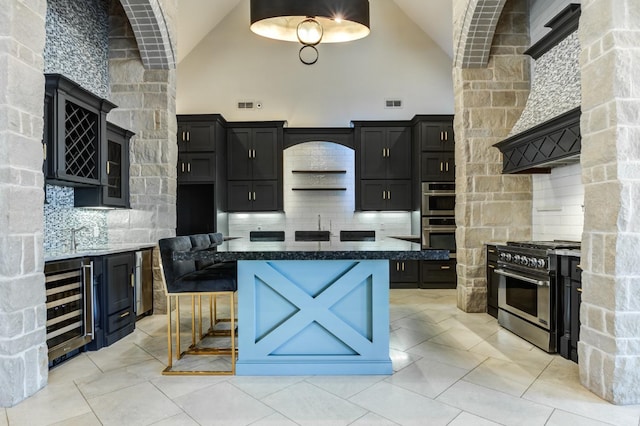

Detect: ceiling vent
[237, 101, 255, 110]
[385, 99, 402, 109]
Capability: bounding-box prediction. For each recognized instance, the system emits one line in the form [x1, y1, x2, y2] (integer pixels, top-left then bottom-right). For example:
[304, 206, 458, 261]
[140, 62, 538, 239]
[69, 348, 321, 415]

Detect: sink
[294, 231, 330, 242]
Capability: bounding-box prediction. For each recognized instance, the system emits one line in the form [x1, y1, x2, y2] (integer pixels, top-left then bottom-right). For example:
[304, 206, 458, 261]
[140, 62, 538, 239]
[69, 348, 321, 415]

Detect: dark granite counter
[173, 237, 448, 262]
[45, 243, 156, 262]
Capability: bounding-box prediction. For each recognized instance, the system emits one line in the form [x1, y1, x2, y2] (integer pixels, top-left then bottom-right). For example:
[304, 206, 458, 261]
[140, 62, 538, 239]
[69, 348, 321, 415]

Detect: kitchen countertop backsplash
[44, 184, 108, 253]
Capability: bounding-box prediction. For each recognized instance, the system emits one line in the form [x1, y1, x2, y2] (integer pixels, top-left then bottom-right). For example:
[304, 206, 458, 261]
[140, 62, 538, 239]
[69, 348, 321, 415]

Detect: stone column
[0, 0, 48, 407]
[107, 1, 177, 313]
[452, 0, 532, 312]
[578, 0, 640, 405]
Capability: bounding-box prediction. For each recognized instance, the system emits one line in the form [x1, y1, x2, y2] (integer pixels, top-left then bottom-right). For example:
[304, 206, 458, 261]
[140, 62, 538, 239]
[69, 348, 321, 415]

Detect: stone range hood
[495, 4, 581, 174]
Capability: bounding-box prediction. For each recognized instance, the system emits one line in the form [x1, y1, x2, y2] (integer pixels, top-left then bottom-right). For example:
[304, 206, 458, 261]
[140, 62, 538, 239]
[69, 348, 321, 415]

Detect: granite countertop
[173, 237, 449, 262]
[45, 243, 156, 262]
[552, 248, 581, 257]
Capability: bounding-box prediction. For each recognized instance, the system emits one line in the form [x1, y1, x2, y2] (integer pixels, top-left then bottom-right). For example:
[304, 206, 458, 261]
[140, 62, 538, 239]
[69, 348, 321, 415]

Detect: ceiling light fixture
[250, 0, 370, 65]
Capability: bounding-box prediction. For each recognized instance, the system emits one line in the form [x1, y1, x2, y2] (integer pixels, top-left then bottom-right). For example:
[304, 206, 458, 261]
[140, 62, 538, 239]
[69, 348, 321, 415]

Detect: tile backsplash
[228, 141, 415, 239]
[532, 163, 584, 241]
[44, 185, 108, 252]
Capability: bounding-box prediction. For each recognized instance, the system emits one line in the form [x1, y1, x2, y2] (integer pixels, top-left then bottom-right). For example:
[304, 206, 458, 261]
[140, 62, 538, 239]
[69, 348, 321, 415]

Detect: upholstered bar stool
[158, 236, 237, 375]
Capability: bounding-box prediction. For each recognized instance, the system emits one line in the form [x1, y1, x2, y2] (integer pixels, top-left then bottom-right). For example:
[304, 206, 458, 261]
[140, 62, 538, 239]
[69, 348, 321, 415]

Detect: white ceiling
[176, 0, 453, 64]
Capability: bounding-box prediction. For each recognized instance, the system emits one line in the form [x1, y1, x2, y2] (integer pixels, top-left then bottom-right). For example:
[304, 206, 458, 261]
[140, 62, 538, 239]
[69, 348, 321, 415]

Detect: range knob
[505, 253, 512, 262]
[537, 258, 546, 268]
[514, 255, 521, 264]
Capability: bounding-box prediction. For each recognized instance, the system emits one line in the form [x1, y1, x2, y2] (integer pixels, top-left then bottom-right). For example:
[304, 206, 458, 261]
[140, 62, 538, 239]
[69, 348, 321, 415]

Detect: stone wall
[107, 0, 177, 313]
[452, 0, 532, 312]
[578, 0, 640, 405]
[0, 0, 48, 407]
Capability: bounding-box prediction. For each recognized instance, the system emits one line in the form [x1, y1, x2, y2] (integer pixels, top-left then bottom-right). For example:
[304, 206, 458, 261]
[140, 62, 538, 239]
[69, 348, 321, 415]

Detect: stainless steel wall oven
[421, 182, 455, 216]
[421, 216, 456, 256]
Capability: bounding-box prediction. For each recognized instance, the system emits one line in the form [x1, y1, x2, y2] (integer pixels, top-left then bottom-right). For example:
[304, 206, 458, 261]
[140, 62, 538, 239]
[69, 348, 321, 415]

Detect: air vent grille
[385, 99, 403, 109]
[238, 101, 254, 109]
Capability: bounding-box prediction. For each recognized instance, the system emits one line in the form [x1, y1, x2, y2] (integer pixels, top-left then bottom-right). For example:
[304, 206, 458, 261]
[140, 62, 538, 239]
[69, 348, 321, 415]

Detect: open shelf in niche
[291, 170, 347, 174]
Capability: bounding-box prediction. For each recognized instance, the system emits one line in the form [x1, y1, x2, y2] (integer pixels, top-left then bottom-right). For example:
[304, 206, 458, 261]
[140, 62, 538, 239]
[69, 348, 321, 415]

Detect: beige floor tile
[174, 381, 274, 426]
[436, 381, 554, 426]
[261, 381, 367, 425]
[249, 412, 299, 425]
[228, 375, 308, 400]
[389, 347, 423, 371]
[47, 352, 102, 385]
[390, 316, 448, 335]
[427, 327, 486, 351]
[150, 412, 200, 426]
[151, 375, 230, 400]
[407, 341, 487, 370]
[469, 340, 554, 372]
[385, 358, 469, 398]
[447, 412, 502, 426]
[545, 409, 619, 426]
[86, 340, 154, 372]
[6, 381, 92, 426]
[88, 381, 182, 426]
[463, 357, 540, 397]
[350, 412, 400, 425]
[49, 411, 102, 426]
[349, 381, 460, 426]
[304, 375, 387, 399]
[0, 409, 7, 426]
[76, 368, 149, 399]
[389, 326, 436, 351]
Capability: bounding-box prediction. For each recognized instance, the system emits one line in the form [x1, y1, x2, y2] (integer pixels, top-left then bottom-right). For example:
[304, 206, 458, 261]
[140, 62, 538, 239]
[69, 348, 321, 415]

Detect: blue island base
[236, 259, 392, 376]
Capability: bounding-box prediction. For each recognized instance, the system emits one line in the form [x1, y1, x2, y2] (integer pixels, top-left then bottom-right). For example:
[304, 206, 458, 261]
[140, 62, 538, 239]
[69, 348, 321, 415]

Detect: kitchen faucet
[70, 226, 87, 252]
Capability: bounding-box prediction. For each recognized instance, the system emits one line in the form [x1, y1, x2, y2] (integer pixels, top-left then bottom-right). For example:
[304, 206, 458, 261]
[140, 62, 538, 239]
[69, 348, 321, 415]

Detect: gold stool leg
[166, 295, 173, 369]
[176, 296, 182, 359]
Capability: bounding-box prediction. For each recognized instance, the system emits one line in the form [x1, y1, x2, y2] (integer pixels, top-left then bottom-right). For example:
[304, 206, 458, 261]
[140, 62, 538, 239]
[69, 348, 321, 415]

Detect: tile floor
[4, 289, 640, 426]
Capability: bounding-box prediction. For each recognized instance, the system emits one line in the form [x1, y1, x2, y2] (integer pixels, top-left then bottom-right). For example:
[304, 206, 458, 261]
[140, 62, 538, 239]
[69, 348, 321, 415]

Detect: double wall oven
[421, 182, 456, 256]
[495, 241, 580, 352]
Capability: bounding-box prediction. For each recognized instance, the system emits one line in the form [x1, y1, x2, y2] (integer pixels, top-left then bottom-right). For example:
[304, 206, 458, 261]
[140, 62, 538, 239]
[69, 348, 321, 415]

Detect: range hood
[495, 4, 581, 174]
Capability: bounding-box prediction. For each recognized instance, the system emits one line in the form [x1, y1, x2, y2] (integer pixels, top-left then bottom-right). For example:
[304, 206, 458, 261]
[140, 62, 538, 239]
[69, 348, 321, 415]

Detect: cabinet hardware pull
[106, 161, 110, 175]
[43, 144, 47, 161]
[253, 149, 256, 158]
[396, 262, 400, 271]
[181, 162, 185, 173]
[130, 273, 135, 288]
[441, 266, 451, 270]
[248, 192, 251, 201]
[440, 131, 443, 141]
[382, 191, 386, 200]
[253, 192, 256, 201]
[444, 131, 448, 141]
[577, 288, 583, 293]
[401, 262, 405, 272]
[186, 131, 190, 142]
[187, 163, 191, 173]
[387, 191, 391, 200]
[488, 264, 495, 269]
[248, 149, 251, 159]
[181, 131, 185, 142]
[445, 162, 449, 172]
[488, 249, 496, 253]
[120, 311, 130, 318]
[440, 162, 444, 172]
[576, 264, 582, 270]
[382, 148, 386, 158]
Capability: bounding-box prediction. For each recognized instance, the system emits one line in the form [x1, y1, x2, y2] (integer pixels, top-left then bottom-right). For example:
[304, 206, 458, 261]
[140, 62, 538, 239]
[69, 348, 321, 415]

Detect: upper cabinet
[226, 122, 284, 212]
[177, 115, 225, 183]
[44, 74, 117, 187]
[413, 115, 455, 182]
[75, 122, 133, 208]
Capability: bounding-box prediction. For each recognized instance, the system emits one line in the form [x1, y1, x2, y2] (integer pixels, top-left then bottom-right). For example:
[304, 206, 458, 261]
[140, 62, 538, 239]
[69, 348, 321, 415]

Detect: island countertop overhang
[172, 238, 449, 262]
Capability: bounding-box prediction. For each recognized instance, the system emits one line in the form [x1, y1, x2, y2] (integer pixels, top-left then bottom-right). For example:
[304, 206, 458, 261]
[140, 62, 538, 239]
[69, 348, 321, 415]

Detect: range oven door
[496, 268, 551, 330]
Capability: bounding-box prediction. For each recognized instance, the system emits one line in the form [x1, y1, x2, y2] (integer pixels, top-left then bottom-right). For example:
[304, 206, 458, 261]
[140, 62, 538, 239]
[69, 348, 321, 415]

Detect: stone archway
[454, 0, 508, 68]
[118, 0, 175, 70]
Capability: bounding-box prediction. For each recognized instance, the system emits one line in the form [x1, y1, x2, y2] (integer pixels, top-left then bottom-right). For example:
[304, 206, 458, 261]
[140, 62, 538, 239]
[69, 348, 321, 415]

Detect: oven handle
[494, 269, 550, 287]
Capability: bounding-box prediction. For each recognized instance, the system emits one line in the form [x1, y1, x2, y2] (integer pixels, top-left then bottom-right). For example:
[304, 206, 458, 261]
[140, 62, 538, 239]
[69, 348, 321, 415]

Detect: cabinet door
[252, 180, 279, 211]
[177, 184, 216, 236]
[390, 260, 419, 288]
[178, 153, 216, 183]
[421, 152, 454, 182]
[103, 127, 130, 207]
[419, 121, 454, 151]
[178, 122, 215, 152]
[360, 128, 387, 180]
[386, 127, 412, 179]
[227, 181, 254, 212]
[420, 259, 457, 289]
[252, 128, 279, 180]
[386, 180, 412, 210]
[227, 128, 253, 180]
[105, 253, 135, 316]
[360, 180, 387, 210]
[486, 245, 499, 318]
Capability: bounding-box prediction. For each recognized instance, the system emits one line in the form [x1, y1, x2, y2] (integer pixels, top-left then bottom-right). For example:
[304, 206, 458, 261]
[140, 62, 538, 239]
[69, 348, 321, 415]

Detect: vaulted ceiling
[176, 0, 453, 64]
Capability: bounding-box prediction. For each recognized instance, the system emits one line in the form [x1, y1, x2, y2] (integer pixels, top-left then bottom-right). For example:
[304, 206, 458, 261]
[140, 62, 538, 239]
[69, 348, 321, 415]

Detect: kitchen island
[174, 238, 448, 375]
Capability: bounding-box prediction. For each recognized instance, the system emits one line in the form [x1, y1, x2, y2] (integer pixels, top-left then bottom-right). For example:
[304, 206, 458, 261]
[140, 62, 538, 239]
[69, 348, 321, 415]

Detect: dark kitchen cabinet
[178, 120, 218, 152]
[177, 184, 216, 235]
[558, 254, 581, 363]
[360, 180, 412, 211]
[486, 244, 499, 318]
[228, 127, 281, 181]
[390, 260, 419, 289]
[227, 180, 279, 212]
[44, 74, 117, 187]
[226, 122, 284, 212]
[75, 122, 133, 208]
[420, 152, 455, 182]
[89, 252, 136, 349]
[177, 152, 216, 183]
[417, 120, 454, 152]
[359, 127, 412, 180]
[420, 259, 457, 289]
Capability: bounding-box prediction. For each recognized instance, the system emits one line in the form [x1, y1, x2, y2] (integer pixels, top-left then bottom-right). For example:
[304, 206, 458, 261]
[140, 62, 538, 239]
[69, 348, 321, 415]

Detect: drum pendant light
[250, 0, 370, 65]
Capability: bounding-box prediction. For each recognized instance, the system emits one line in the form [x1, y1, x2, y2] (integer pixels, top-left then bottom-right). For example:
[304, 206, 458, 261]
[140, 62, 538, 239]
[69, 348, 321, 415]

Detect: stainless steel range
[495, 241, 580, 352]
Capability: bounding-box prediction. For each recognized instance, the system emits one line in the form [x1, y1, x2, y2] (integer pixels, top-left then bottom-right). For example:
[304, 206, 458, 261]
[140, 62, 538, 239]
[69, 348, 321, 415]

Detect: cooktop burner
[505, 240, 581, 250]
